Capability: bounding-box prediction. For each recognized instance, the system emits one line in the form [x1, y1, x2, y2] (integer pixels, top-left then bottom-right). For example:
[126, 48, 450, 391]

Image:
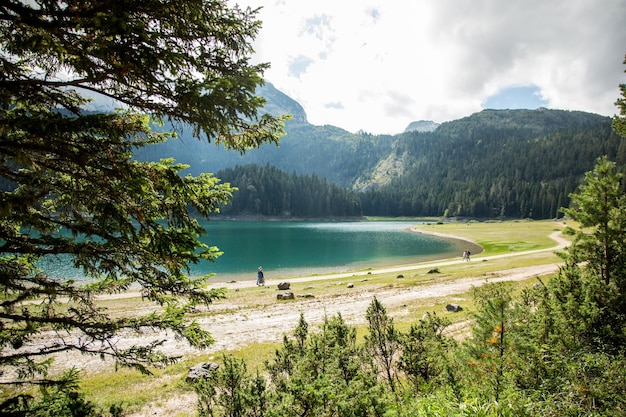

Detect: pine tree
[364, 297, 401, 394]
[0, 0, 286, 401]
[464, 283, 517, 403]
[562, 157, 626, 284]
[613, 54, 626, 138]
[559, 157, 626, 348]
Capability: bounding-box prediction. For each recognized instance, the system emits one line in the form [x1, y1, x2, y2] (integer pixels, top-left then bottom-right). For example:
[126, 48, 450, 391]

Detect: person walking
[257, 266, 265, 286]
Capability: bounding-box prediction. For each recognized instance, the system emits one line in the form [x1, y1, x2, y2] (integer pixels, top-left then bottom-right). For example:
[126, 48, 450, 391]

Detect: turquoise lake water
[39, 221, 475, 282]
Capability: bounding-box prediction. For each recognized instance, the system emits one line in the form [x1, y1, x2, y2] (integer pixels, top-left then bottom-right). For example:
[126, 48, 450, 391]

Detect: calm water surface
[40, 221, 474, 282]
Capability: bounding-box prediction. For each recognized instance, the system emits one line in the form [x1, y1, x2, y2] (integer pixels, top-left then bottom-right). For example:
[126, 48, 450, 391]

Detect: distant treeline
[216, 164, 363, 218]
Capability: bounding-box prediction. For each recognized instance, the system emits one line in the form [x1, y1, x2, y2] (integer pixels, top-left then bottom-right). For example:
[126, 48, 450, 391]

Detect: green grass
[412, 219, 569, 256]
[80, 368, 180, 413]
[77, 343, 282, 414]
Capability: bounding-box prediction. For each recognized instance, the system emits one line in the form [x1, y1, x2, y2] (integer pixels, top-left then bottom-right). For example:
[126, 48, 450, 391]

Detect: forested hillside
[134, 84, 625, 220]
[216, 164, 362, 218]
[361, 109, 626, 218]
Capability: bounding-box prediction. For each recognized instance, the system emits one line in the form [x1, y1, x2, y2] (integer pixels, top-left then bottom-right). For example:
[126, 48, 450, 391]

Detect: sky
[232, 0, 626, 135]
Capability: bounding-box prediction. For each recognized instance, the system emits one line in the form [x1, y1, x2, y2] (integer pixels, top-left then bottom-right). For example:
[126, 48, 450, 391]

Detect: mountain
[133, 83, 626, 219]
[404, 120, 440, 132]
[360, 108, 624, 218]
[256, 82, 308, 123]
[136, 82, 390, 187]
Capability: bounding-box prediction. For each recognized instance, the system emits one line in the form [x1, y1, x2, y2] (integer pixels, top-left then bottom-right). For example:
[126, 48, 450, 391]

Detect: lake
[191, 221, 472, 281]
[39, 221, 477, 282]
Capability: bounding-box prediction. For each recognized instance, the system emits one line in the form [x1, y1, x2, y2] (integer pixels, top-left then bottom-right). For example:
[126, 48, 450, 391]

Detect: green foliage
[135, 97, 390, 189]
[613, 54, 626, 138]
[193, 289, 626, 417]
[137, 89, 623, 220]
[0, 0, 285, 149]
[364, 297, 401, 394]
[559, 157, 626, 348]
[0, 0, 286, 408]
[562, 157, 626, 284]
[399, 313, 457, 395]
[1, 390, 98, 417]
[195, 312, 389, 417]
[194, 354, 267, 417]
[264, 313, 386, 417]
[512, 154, 626, 414]
[0, 369, 110, 417]
[216, 164, 363, 218]
[522, 351, 626, 417]
[362, 110, 625, 218]
[462, 284, 518, 403]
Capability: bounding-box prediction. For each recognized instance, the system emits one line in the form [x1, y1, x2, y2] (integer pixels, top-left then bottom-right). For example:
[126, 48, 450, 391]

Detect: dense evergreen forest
[216, 164, 362, 218]
[10, 103, 621, 221]
[210, 109, 626, 220]
[361, 109, 626, 218]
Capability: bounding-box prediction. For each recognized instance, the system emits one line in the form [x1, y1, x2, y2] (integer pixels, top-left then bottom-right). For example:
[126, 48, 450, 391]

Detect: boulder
[297, 293, 315, 299]
[277, 291, 295, 300]
[277, 281, 291, 290]
[445, 303, 463, 312]
[186, 362, 219, 382]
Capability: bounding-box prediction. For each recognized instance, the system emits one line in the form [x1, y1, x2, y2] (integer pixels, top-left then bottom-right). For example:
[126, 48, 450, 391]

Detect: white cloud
[234, 0, 626, 134]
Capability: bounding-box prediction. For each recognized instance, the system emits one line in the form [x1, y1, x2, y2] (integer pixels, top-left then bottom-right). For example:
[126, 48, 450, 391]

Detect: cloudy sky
[232, 0, 626, 134]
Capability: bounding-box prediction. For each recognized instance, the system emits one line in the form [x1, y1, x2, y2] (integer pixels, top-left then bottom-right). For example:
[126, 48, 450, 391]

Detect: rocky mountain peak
[404, 120, 440, 133]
